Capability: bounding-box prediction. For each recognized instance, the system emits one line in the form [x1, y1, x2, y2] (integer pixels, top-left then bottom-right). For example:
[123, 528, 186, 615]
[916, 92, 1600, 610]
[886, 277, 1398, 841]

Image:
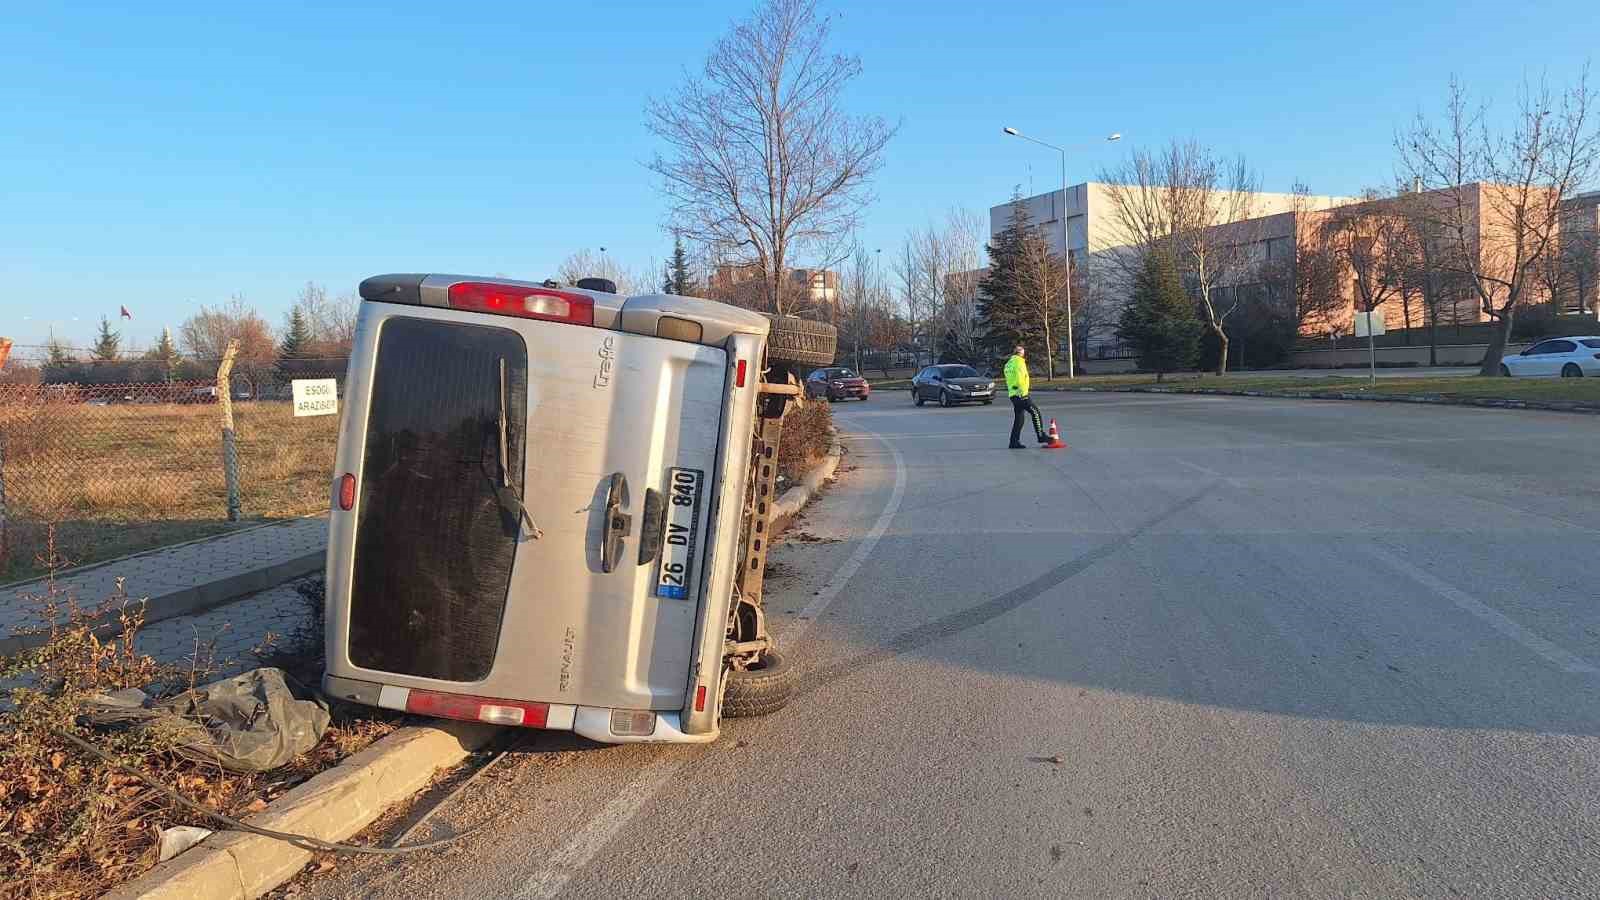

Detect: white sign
[292, 378, 339, 417]
[1353, 310, 1387, 338]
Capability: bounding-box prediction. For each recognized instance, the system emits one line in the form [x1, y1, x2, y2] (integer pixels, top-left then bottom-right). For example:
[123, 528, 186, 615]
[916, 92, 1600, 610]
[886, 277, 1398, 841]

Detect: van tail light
[405, 689, 550, 727]
[736, 359, 748, 387]
[337, 473, 356, 510]
[694, 684, 708, 712]
[447, 282, 595, 326]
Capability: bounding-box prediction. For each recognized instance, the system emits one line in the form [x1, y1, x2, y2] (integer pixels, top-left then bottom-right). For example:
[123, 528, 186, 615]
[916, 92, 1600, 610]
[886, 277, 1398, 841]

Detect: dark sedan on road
[805, 367, 871, 401]
[910, 364, 996, 407]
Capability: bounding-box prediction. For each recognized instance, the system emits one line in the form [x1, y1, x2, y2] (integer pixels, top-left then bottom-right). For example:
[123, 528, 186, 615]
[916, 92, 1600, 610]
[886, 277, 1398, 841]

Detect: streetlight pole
[1003, 128, 1121, 380]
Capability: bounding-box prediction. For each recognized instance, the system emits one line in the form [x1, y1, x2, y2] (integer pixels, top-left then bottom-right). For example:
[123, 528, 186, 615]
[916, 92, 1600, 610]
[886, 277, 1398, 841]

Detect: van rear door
[343, 304, 727, 712]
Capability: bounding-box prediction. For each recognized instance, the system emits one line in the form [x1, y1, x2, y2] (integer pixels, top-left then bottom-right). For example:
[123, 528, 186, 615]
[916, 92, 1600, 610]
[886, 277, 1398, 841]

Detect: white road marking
[1369, 547, 1599, 675]
[516, 423, 908, 898]
[516, 753, 685, 899]
[796, 424, 907, 630]
[1176, 459, 1244, 487]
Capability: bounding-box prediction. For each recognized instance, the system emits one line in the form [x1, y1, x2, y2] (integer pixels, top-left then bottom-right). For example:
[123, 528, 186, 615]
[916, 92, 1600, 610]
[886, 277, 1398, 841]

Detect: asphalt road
[305, 393, 1600, 900]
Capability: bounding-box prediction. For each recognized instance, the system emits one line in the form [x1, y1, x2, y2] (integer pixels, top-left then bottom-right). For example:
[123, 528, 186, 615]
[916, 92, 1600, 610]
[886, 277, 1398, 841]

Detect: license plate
[655, 468, 704, 600]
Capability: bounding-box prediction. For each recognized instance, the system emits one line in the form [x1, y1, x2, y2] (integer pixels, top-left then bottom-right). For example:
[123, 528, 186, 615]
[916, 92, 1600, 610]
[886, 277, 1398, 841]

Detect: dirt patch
[788, 531, 840, 544]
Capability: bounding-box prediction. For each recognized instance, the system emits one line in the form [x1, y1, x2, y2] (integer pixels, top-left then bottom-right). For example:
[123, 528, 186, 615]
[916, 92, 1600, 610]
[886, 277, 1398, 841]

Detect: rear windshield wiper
[497, 358, 542, 539]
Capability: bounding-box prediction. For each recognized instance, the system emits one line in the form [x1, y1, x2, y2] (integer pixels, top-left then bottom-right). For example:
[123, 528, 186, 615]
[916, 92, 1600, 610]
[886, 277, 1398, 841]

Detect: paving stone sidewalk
[1, 517, 327, 654]
[137, 578, 320, 678]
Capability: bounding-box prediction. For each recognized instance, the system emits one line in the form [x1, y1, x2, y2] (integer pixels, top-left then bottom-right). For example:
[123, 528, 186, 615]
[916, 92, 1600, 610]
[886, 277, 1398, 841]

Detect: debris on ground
[85, 667, 330, 773]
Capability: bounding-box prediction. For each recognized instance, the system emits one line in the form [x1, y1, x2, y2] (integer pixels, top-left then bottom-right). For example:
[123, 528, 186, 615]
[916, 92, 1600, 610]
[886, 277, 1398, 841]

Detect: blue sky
[4, 0, 1597, 353]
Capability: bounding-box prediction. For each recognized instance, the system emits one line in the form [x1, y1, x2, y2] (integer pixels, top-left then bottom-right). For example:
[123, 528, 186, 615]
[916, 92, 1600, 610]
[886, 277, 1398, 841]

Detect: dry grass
[0, 550, 397, 900]
[1, 400, 338, 580]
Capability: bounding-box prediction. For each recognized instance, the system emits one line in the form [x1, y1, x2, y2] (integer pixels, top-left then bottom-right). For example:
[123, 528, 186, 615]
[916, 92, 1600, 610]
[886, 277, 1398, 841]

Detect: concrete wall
[1076, 342, 1533, 374]
[1285, 342, 1530, 369]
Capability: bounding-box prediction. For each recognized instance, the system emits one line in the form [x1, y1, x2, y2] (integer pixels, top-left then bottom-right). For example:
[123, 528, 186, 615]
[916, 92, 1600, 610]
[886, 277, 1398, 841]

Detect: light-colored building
[708, 264, 839, 312]
[1560, 190, 1600, 316]
[988, 183, 1348, 357]
[991, 181, 1595, 365]
[989, 183, 1346, 264]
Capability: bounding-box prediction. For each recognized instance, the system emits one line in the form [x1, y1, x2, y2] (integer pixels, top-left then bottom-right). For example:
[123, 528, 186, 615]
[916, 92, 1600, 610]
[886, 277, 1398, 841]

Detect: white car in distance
[1499, 336, 1600, 378]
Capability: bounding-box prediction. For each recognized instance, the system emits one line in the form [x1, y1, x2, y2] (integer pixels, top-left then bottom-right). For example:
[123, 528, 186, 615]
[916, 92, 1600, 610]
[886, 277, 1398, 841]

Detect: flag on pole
[120, 305, 132, 319]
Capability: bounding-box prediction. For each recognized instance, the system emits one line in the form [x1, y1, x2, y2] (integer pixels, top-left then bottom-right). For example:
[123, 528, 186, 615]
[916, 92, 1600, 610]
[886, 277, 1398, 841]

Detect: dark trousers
[1010, 395, 1045, 445]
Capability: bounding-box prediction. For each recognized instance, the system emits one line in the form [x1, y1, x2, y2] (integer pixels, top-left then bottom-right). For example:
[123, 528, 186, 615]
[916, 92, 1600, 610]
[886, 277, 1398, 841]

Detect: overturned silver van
[321, 274, 833, 743]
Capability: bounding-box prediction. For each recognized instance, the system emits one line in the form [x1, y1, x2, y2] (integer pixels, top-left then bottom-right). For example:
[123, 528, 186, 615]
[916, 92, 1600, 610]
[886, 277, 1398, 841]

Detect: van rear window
[348, 317, 528, 682]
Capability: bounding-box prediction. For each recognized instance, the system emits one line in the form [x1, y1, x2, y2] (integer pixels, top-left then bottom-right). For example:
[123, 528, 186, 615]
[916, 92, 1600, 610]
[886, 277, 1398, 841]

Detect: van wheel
[765, 316, 837, 367]
[722, 649, 794, 718]
[913, 390, 924, 407]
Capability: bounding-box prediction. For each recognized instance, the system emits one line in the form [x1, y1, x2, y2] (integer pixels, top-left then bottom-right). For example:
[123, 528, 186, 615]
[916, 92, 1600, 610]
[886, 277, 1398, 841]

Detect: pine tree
[667, 235, 696, 295]
[977, 193, 1066, 373]
[46, 339, 74, 368]
[1116, 249, 1201, 381]
[280, 307, 313, 360]
[145, 327, 181, 380]
[91, 316, 121, 362]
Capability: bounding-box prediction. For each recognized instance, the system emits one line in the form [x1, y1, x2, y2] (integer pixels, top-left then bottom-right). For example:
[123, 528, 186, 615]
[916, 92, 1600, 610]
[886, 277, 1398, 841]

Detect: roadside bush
[0, 540, 395, 899]
[776, 400, 833, 484]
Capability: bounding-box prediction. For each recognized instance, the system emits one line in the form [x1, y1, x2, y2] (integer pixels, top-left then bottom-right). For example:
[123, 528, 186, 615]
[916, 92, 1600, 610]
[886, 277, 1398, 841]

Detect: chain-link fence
[228, 366, 345, 524]
[0, 359, 349, 580]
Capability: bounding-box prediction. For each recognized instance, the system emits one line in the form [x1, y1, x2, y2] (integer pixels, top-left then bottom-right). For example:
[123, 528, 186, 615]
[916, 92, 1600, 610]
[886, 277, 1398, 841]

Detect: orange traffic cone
[1042, 418, 1067, 450]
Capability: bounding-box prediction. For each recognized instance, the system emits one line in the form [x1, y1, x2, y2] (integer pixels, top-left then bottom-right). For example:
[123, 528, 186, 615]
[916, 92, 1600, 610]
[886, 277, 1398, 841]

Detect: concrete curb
[104, 720, 500, 900]
[1065, 384, 1600, 414]
[771, 429, 843, 522]
[0, 547, 325, 656]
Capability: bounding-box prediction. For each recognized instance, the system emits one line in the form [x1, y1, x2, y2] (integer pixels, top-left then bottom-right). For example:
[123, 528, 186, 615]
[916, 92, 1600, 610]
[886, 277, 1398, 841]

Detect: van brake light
[447, 282, 595, 326]
[405, 688, 550, 727]
[337, 473, 356, 510]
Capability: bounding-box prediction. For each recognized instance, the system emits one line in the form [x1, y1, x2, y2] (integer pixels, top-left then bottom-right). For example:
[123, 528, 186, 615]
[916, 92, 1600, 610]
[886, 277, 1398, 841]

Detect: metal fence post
[0, 432, 9, 568]
[217, 340, 241, 521]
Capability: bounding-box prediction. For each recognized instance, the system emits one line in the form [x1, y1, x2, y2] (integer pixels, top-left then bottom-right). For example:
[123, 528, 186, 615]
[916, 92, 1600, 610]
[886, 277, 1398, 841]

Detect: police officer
[1004, 344, 1047, 449]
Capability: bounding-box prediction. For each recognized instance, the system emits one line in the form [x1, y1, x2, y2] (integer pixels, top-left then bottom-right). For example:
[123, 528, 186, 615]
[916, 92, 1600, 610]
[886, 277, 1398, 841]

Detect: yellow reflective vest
[1003, 354, 1030, 398]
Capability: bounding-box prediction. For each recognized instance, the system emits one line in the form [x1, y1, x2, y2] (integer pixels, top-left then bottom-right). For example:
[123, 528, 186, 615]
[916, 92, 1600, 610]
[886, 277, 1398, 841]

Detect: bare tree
[1258, 184, 1344, 343]
[288, 282, 358, 354]
[892, 241, 929, 365]
[894, 209, 987, 365]
[325, 292, 359, 350]
[1100, 140, 1263, 374]
[180, 295, 277, 390]
[1398, 70, 1600, 375]
[936, 209, 988, 365]
[646, 0, 895, 316]
[1393, 188, 1472, 365]
[559, 249, 620, 287]
[1014, 223, 1068, 378]
[1320, 194, 1409, 381]
[1070, 253, 1117, 364]
[556, 250, 656, 295]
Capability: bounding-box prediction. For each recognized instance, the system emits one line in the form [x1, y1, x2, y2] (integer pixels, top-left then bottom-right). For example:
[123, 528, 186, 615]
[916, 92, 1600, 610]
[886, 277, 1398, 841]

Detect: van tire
[722, 649, 794, 718]
[765, 316, 837, 367]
